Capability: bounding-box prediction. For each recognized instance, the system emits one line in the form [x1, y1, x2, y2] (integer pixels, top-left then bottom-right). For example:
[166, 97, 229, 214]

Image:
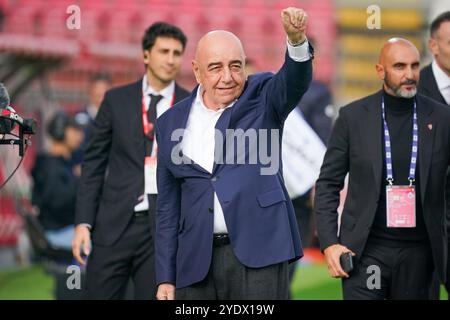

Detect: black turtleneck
[368, 89, 429, 247]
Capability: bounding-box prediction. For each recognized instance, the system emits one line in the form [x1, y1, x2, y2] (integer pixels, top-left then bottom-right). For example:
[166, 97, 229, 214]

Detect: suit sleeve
[74, 93, 113, 227]
[314, 107, 350, 251]
[445, 167, 450, 232]
[447, 128, 450, 232]
[262, 45, 313, 124]
[155, 122, 181, 286]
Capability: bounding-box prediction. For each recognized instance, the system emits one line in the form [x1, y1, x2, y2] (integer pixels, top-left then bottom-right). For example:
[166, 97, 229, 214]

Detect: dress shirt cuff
[286, 37, 311, 62]
[319, 237, 340, 253]
[78, 223, 92, 230]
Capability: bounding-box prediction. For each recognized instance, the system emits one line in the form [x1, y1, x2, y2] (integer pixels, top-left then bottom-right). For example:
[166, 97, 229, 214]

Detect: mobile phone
[340, 252, 354, 274]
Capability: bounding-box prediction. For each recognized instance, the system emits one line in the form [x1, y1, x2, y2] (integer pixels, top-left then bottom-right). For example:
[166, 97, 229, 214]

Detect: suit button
[211, 176, 217, 182]
[208, 208, 214, 213]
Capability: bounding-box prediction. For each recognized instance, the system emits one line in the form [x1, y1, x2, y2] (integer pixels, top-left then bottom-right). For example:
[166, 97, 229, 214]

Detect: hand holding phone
[340, 252, 354, 274]
[324, 244, 356, 278]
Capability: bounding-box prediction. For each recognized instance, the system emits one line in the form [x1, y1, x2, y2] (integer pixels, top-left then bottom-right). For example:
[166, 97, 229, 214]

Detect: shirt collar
[86, 104, 98, 119]
[194, 85, 236, 113]
[142, 75, 175, 100]
[432, 60, 450, 91]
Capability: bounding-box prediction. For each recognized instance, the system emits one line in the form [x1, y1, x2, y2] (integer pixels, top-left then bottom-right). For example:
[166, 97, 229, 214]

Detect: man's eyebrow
[207, 60, 243, 68]
[207, 62, 223, 68]
[392, 62, 406, 67]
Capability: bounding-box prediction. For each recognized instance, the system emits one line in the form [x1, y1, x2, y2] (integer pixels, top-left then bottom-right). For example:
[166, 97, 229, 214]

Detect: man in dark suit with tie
[315, 38, 449, 299]
[72, 73, 112, 167]
[155, 7, 313, 300]
[417, 11, 450, 300]
[418, 11, 450, 107]
[72, 22, 189, 299]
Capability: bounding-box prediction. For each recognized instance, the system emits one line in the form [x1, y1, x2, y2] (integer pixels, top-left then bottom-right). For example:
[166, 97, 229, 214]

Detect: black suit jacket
[75, 79, 189, 246]
[418, 64, 450, 238]
[418, 64, 448, 106]
[314, 90, 449, 283]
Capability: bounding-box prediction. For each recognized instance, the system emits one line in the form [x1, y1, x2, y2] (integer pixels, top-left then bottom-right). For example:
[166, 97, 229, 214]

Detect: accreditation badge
[386, 185, 416, 228]
[144, 156, 158, 194]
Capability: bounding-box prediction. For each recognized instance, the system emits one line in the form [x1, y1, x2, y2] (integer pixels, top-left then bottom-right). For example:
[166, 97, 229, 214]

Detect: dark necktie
[147, 94, 163, 140]
[145, 94, 163, 156]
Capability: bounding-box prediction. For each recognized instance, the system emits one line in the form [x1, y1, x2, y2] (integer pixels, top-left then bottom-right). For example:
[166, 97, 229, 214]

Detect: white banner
[282, 109, 327, 198]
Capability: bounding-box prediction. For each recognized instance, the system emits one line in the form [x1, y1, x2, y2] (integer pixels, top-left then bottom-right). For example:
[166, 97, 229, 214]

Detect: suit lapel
[365, 91, 383, 195]
[422, 65, 447, 105]
[173, 85, 251, 175]
[171, 86, 212, 175]
[210, 82, 253, 174]
[417, 95, 435, 204]
[128, 79, 145, 158]
[212, 106, 233, 174]
[174, 83, 189, 104]
[175, 86, 198, 130]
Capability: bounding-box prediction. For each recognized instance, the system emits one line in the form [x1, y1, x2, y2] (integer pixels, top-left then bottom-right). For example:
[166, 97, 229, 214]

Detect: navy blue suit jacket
[155, 51, 313, 288]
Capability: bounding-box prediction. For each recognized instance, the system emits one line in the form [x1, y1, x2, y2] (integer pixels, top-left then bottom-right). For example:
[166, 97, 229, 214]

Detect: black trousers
[85, 195, 156, 300]
[176, 241, 289, 300]
[291, 190, 314, 247]
[342, 242, 435, 300]
[289, 191, 314, 287]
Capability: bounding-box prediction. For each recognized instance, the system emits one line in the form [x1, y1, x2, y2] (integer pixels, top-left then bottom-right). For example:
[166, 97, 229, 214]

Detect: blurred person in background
[315, 38, 450, 299]
[31, 112, 84, 250]
[244, 58, 258, 75]
[418, 10, 450, 300]
[72, 73, 113, 167]
[418, 11, 450, 106]
[297, 38, 335, 145]
[72, 22, 189, 300]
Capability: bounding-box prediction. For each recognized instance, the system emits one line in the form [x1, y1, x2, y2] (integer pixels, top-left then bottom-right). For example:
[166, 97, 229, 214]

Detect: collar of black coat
[360, 90, 432, 117]
[382, 87, 415, 113]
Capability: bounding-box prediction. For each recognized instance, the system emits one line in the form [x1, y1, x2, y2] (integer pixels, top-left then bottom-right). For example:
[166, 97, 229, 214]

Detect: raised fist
[281, 7, 308, 45]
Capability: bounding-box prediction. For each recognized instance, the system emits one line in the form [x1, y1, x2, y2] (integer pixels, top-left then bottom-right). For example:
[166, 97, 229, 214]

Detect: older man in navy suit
[155, 7, 313, 300]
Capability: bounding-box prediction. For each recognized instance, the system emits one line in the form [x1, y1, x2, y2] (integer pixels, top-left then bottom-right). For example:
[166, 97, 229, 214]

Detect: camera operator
[31, 111, 84, 249]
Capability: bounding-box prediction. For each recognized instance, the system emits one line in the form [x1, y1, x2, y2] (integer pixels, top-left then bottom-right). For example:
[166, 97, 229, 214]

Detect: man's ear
[428, 38, 438, 57]
[375, 63, 385, 81]
[192, 60, 201, 84]
[143, 50, 150, 64]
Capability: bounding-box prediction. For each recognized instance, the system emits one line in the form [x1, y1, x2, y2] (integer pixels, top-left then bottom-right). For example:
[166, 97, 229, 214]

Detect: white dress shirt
[432, 60, 450, 105]
[134, 76, 175, 211]
[182, 40, 311, 234]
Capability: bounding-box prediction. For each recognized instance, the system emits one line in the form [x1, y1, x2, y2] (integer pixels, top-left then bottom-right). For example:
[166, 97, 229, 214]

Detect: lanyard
[381, 96, 418, 186]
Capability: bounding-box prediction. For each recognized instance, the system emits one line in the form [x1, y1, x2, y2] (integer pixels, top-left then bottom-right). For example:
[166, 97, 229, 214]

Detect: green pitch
[0, 264, 447, 300]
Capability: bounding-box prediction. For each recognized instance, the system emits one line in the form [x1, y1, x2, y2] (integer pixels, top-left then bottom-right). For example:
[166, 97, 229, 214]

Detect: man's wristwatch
[287, 36, 307, 47]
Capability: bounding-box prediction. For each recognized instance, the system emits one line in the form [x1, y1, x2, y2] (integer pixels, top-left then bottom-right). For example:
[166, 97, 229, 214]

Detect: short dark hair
[47, 111, 81, 142]
[430, 11, 450, 38]
[89, 72, 112, 85]
[142, 22, 187, 51]
[245, 58, 255, 66]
